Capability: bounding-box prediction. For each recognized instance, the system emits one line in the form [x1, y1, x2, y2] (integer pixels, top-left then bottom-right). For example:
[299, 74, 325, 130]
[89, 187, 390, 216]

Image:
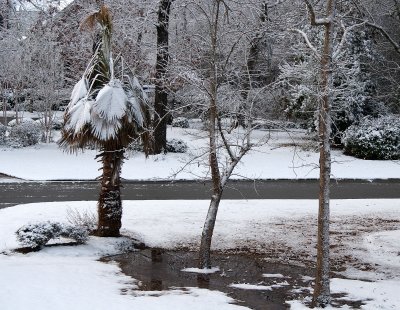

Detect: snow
[94, 79, 127, 122]
[229, 281, 289, 291]
[0, 121, 399, 308]
[263, 273, 287, 278]
[182, 267, 220, 274]
[229, 283, 273, 290]
[0, 126, 398, 181]
[66, 98, 93, 134]
[0, 202, 250, 310]
[69, 77, 88, 108]
[288, 279, 400, 309]
[1, 200, 399, 309]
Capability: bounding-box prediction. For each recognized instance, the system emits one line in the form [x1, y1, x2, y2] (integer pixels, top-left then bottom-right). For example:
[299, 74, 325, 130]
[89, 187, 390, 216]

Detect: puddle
[104, 249, 315, 309]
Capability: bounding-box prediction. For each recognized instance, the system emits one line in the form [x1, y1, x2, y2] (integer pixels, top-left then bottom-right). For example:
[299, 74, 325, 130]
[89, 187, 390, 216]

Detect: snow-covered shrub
[8, 121, 41, 147]
[172, 117, 190, 128]
[125, 140, 144, 155]
[342, 115, 400, 160]
[253, 119, 299, 130]
[60, 225, 90, 244]
[0, 124, 7, 145]
[16, 222, 63, 248]
[16, 221, 89, 249]
[166, 139, 188, 153]
[7, 117, 34, 127]
[52, 118, 63, 130]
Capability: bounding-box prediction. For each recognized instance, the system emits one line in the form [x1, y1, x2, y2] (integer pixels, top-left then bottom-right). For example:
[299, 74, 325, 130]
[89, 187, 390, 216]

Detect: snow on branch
[333, 21, 366, 59]
[365, 22, 400, 55]
[304, 0, 330, 26]
[288, 28, 320, 59]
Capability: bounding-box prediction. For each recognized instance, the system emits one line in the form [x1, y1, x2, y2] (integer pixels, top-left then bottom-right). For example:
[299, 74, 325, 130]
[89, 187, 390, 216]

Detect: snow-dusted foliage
[166, 138, 188, 153]
[278, 24, 383, 142]
[172, 117, 189, 128]
[16, 221, 89, 249]
[8, 121, 41, 147]
[0, 124, 7, 145]
[342, 115, 400, 160]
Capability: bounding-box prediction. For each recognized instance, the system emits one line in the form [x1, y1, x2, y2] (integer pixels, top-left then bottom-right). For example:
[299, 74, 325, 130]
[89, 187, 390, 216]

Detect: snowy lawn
[1, 199, 399, 309]
[0, 126, 399, 181]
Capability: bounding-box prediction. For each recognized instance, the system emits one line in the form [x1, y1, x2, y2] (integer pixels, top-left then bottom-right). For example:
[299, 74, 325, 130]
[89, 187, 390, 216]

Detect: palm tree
[59, 6, 150, 237]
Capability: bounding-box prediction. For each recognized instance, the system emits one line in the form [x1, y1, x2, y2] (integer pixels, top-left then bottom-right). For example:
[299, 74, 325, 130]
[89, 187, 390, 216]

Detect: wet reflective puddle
[104, 249, 317, 309]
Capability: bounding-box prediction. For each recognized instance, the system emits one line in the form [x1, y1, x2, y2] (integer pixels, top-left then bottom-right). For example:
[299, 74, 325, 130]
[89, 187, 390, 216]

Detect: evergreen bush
[342, 115, 400, 160]
[8, 121, 41, 147]
[16, 221, 89, 249]
[166, 139, 188, 153]
[172, 117, 190, 128]
[0, 124, 7, 145]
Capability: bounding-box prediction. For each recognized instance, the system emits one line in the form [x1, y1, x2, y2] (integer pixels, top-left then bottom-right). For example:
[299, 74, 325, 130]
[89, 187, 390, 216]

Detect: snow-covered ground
[1, 118, 399, 308]
[0, 124, 399, 181]
[1, 200, 399, 309]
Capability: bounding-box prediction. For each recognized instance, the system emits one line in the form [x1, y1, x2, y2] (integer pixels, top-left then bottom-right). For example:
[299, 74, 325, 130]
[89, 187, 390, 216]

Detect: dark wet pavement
[2, 179, 400, 209]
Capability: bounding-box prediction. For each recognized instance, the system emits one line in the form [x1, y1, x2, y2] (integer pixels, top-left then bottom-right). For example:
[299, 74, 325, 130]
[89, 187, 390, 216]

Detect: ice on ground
[181, 267, 220, 274]
[229, 283, 273, 290]
[263, 273, 287, 278]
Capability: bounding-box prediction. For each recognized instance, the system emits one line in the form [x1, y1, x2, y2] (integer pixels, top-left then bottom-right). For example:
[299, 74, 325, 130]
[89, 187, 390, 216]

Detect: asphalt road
[1, 179, 399, 209]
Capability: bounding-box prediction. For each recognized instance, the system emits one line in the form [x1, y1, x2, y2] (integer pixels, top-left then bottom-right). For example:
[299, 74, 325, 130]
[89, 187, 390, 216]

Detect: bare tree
[171, 0, 270, 269]
[301, 0, 336, 307]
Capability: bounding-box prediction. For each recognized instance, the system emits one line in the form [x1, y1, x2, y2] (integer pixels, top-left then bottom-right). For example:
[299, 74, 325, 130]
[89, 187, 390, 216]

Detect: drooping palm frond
[59, 5, 150, 154]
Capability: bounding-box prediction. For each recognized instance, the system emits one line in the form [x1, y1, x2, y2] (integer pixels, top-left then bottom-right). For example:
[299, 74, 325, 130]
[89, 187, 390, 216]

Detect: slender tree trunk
[198, 191, 222, 268]
[198, 0, 222, 269]
[153, 0, 172, 154]
[97, 148, 124, 237]
[312, 0, 336, 307]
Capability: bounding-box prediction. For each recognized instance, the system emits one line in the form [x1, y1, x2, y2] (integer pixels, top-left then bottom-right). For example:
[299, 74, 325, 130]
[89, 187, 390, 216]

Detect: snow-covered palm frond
[126, 75, 148, 101]
[69, 78, 88, 108]
[59, 5, 150, 153]
[127, 96, 143, 126]
[90, 109, 122, 140]
[93, 79, 127, 121]
[65, 98, 94, 134]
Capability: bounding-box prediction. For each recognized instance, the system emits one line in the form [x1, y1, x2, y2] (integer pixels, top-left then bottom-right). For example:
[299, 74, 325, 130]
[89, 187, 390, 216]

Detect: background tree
[169, 0, 273, 269]
[152, 0, 173, 154]
[25, 17, 65, 142]
[59, 5, 150, 237]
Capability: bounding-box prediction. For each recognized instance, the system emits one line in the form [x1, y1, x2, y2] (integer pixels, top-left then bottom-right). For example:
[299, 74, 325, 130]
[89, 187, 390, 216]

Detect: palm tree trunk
[97, 148, 124, 237]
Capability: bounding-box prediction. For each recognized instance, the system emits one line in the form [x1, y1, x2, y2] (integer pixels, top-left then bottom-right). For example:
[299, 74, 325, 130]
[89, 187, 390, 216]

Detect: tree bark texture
[153, 0, 172, 154]
[97, 148, 124, 237]
[312, 0, 336, 307]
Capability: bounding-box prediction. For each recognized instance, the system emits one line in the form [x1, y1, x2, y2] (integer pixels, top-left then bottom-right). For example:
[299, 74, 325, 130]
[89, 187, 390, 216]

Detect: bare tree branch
[365, 22, 400, 55]
[288, 28, 320, 58]
[304, 0, 330, 25]
[333, 21, 366, 59]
